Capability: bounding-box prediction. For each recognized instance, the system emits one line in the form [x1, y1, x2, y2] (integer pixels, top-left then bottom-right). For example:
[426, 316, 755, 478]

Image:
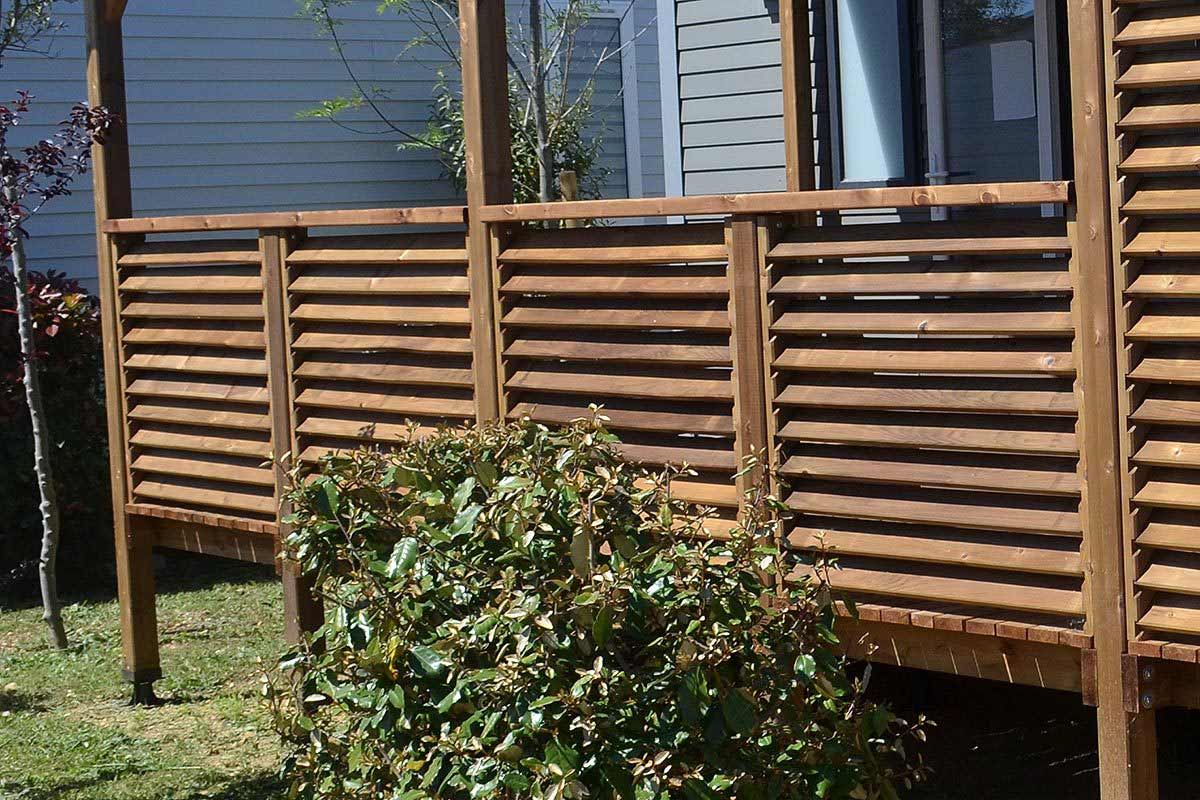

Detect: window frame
[824, 0, 920, 189]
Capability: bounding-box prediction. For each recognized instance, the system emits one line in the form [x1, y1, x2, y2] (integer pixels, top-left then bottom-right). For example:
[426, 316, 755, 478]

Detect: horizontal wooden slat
[1136, 480, 1200, 510]
[1139, 604, 1200, 636]
[1133, 397, 1200, 426]
[1129, 357, 1200, 384]
[774, 347, 1075, 375]
[1117, 58, 1200, 90]
[128, 402, 271, 431]
[133, 479, 275, 515]
[297, 417, 432, 443]
[294, 387, 474, 418]
[291, 301, 470, 326]
[292, 330, 473, 354]
[1137, 562, 1200, 596]
[614, 441, 736, 472]
[507, 369, 734, 402]
[1135, 439, 1200, 469]
[117, 240, 261, 265]
[770, 221, 1070, 260]
[1126, 229, 1200, 258]
[105, 205, 467, 234]
[287, 234, 468, 265]
[1114, 9, 1200, 47]
[1121, 144, 1200, 174]
[1119, 102, 1200, 131]
[125, 377, 269, 405]
[771, 269, 1071, 296]
[786, 490, 1081, 536]
[781, 454, 1080, 496]
[500, 225, 726, 264]
[505, 337, 731, 365]
[1139, 521, 1200, 553]
[503, 306, 730, 331]
[774, 384, 1077, 415]
[778, 420, 1078, 456]
[508, 401, 735, 436]
[791, 563, 1083, 616]
[775, 308, 1072, 336]
[124, 352, 266, 377]
[501, 271, 729, 297]
[129, 429, 270, 459]
[131, 454, 274, 487]
[122, 326, 265, 349]
[122, 301, 263, 320]
[295, 359, 474, 388]
[289, 273, 469, 295]
[479, 182, 1069, 222]
[1127, 272, 1200, 296]
[1128, 312, 1200, 340]
[119, 272, 262, 293]
[790, 526, 1083, 576]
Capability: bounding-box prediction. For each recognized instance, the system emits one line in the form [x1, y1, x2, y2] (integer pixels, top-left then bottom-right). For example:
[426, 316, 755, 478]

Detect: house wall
[2, 0, 661, 288]
[665, 0, 827, 196]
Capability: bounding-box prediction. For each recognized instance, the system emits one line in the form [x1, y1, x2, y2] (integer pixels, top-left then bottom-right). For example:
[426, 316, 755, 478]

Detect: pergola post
[84, 0, 161, 704]
[459, 0, 513, 422]
[1063, 1, 1158, 798]
[779, 0, 816, 196]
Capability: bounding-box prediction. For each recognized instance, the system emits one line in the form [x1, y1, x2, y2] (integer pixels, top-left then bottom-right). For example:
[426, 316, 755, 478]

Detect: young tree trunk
[528, 0, 553, 203]
[5, 177, 68, 650]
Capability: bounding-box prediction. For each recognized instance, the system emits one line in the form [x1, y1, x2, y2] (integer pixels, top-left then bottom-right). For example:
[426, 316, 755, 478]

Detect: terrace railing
[102, 179, 1147, 692]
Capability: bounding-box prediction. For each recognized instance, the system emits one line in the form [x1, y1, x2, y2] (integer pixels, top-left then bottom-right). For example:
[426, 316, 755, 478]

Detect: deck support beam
[779, 0, 816, 196]
[459, 0, 513, 422]
[85, 0, 161, 703]
[1064, 0, 1158, 798]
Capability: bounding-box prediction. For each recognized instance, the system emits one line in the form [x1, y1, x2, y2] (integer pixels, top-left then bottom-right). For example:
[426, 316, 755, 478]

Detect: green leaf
[682, 778, 720, 800]
[314, 479, 339, 518]
[386, 538, 420, 578]
[449, 504, 483, 537]
[409, 645, 446, 679]
[601, 765, 636, 800]
[451, 477, 477, 511]
[794, 654, 817, 683]
[678, 669, 707, 728]
[474, 461, 498, 488]
[721, 688, 757, 736]
[544, 739, 580, 772]
[592, 605, 614, 649]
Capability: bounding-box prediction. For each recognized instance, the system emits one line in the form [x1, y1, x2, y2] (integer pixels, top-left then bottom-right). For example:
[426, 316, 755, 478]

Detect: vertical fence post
[260, 229, 322, 644]
[460, 0, 513, 423]
[779, 0, 816, 198]
[726, 216, 770, 501]
[85, 0, 161, 702]
[1064, 1, 1158, 797]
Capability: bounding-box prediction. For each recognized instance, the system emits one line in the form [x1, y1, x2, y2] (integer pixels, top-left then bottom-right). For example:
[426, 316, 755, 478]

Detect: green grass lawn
[0, 556, 289, 800]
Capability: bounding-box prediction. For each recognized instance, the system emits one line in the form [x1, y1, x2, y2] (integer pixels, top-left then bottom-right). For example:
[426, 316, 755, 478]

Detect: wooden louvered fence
[103, 179, 1142, 693]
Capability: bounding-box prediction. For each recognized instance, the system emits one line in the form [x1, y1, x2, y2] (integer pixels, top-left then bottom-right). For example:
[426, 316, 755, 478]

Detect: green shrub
[0, 269, 110, 603]
[272, 418, 926, 800]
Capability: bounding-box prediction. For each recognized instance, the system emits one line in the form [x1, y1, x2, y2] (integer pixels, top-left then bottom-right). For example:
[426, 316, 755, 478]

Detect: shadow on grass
[0, 688, 48, 714]
[0, 769, 287, 800]
[3, 551, 278, 613]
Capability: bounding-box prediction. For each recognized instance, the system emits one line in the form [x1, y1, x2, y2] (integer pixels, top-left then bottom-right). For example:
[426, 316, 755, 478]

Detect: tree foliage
[269, 418, 926, 800]
[299, 0, 624, 203]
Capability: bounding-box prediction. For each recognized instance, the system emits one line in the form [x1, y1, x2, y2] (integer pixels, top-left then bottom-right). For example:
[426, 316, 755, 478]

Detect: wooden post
[1064, 1, 1158, 798]
[726, 216, 769, 498]
[260, 230, 323, 645]
[779, 0, 815, 196]
[85, 0, 160, 702]
[460, 0, 513, 423]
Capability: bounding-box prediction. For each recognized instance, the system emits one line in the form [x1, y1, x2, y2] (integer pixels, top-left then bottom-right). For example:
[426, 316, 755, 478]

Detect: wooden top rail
[102, 205, 468, 234]
[479, 181, 1071, 223]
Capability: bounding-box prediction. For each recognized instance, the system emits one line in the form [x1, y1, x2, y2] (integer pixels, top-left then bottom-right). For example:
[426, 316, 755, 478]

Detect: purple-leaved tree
[0, 1, 115, 648]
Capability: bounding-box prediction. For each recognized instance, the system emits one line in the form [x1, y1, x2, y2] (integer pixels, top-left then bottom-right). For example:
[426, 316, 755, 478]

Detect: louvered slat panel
[1110, 1, 1200, 651]
[499, 223, 739, 516]
[118, 239, 275, 521]
[768, 217, 1085, 631]
[286, 232, 475, 462]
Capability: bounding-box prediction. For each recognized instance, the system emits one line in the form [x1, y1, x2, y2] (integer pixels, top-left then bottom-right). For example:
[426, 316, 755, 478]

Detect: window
[827, 0, 1063, 193]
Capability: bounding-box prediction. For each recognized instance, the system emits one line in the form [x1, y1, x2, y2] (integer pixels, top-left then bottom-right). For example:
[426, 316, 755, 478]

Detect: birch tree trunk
[528, 0, 554, 203]
[5, 177, 68, 650]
